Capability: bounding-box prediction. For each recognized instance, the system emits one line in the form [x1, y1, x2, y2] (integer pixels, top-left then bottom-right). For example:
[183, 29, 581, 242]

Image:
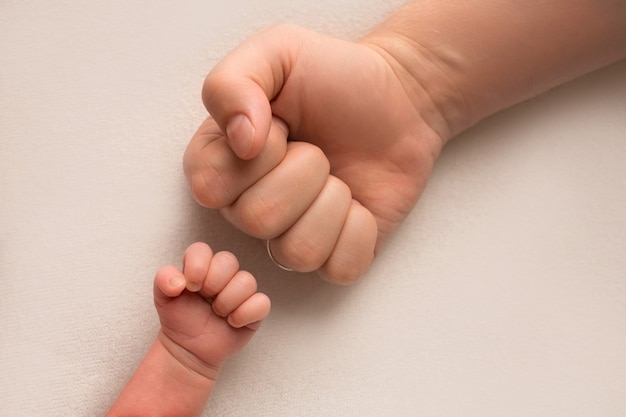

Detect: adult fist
[184, 24, 445, 284]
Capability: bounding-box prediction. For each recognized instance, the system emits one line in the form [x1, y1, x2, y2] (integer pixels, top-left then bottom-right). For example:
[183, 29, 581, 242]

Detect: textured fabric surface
[2, 1, 625, 416]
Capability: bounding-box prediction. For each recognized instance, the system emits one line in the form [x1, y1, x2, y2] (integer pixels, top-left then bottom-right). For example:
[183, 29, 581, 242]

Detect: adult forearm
[363, 0, 626, 141]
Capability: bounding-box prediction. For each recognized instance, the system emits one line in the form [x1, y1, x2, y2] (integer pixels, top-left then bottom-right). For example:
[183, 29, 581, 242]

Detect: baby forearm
[363, 0, 626, 140]
[105, 336, 216, 417]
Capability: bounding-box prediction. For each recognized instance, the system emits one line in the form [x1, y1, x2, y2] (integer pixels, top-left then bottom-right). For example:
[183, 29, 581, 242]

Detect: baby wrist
[156, 330, 222, 385]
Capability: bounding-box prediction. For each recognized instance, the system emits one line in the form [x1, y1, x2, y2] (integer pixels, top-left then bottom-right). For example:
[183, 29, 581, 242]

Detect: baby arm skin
[106, 243, 271, 417]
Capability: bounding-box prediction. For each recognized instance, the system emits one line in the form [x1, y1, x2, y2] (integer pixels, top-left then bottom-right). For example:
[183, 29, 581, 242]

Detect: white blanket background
[2, 1, 625, 415]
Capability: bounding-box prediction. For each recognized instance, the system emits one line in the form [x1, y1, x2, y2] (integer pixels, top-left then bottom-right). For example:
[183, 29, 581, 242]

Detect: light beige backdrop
[2, 1, 625, 416]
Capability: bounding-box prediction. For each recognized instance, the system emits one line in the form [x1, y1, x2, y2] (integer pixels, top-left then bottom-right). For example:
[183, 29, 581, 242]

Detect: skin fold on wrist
[361, 1, 626, 144]
[156, 330, 222, 385]
[359, 32, 469, 144]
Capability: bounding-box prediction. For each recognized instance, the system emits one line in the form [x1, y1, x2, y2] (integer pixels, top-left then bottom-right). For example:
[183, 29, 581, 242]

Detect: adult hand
[184, 0, 625, 285]
[183, 24, 446, 284]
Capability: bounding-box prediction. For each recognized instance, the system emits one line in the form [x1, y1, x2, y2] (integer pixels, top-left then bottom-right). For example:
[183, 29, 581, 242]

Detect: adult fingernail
[226, 114, 255, 158]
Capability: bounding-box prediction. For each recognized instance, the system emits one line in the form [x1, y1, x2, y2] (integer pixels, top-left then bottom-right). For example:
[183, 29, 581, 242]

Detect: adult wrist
[360, 31, 472, 144]
[361, 0, 626, 146]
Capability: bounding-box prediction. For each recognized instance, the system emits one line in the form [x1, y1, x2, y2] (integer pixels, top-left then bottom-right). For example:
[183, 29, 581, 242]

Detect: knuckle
[202, 71, 230, 108]
[213, 251, 239, 272]
[235, 270, 257, 293]
[235, 196, 282, 239]
[280, 236, 329, 272]
[184, 268, 206, 288]
[187, 171, 222, 208]
[321, 256, 371, 286]
[296, 142, 330, 174]
[183, 261, 205, 281]
[186, 157, 235, 209]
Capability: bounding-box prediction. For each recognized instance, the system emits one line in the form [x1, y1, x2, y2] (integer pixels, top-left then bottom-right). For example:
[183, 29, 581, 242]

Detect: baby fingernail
[169, 275, 186, 288]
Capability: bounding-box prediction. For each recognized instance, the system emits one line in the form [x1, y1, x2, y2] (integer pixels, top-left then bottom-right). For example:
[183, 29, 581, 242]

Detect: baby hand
[153, 242, 271, 379]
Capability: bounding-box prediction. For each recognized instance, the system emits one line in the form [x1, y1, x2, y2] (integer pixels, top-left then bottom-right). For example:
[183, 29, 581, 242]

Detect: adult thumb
[202, 25, 298, 160]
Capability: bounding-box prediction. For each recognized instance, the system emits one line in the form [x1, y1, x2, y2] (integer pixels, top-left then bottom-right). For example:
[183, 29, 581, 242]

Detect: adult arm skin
[185, 1, 626, 284]
[364, 0, 626, 141]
